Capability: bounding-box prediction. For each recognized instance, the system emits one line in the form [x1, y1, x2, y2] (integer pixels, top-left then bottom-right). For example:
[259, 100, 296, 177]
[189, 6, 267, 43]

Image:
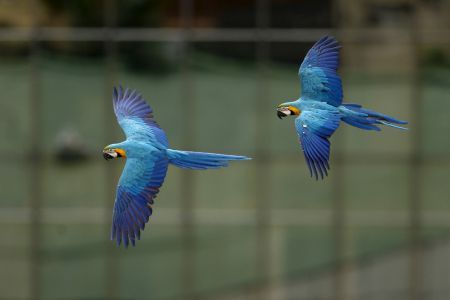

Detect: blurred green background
[0, 0, 450, 299]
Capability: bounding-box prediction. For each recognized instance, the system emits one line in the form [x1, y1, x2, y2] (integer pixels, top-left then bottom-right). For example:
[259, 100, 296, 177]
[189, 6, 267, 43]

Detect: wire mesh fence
[0, 0, 450, 299]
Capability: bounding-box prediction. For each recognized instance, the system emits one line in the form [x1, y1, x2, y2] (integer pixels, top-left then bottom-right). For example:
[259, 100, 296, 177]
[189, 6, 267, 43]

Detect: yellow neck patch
[115, 148, 127, 157]
[288, 106, 301, 115]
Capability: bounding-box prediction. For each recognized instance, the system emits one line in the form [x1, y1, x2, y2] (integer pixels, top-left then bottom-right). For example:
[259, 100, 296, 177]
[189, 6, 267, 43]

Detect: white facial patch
[278, 107, 291, 115]
[104, 149, 118, 158]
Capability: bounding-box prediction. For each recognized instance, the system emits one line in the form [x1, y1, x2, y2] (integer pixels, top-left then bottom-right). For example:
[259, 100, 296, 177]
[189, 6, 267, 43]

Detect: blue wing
[113, 86, 168, 147]
[299, 36, 343, 107]
[112, 155, 168, 247]
[295, 110, 341, 180]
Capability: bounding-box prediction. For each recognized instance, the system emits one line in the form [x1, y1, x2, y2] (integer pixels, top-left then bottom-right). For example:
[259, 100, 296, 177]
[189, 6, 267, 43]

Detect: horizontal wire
[0, 27, 449, 43]
[1, 207, 450, 226]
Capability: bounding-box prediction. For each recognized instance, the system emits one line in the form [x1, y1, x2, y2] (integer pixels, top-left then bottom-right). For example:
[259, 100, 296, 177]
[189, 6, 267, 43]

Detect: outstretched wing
[113, 86, 168, 147]
[299, 36, 343, 107]
[295, 110, 340, 180]
[112, 155, 168, 247]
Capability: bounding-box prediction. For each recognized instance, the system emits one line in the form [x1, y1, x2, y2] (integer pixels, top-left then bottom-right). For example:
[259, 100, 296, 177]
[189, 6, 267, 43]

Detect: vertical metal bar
[331, 116, 348, 299]
[103, 0, 119, 298]
[29, 0, 42, 298]
[330, 2, 350, 300]
[179, 0, 196, 299]
[332, 161, 347, 300]
[409, 1, 423, 299]
[255, 0, 272, 299]
[332, 157, 353, 300]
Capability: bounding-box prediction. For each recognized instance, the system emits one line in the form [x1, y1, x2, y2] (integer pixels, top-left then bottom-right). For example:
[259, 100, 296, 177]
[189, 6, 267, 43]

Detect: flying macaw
[103, 86, 250, 247]
[276, 36, 407, 180]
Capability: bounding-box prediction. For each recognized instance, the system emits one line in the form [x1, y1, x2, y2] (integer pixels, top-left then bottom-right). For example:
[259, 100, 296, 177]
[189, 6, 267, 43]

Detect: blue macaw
[276, 36, 407, 180]
[103, 86, 250, 247]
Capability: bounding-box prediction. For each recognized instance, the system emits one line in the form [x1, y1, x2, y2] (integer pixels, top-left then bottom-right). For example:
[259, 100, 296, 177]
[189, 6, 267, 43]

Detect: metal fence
[1, 0, 450, 299]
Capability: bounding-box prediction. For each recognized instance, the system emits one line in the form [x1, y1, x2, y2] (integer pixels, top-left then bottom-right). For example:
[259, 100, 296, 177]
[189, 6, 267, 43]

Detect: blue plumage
[295, 110, 340, 179]
[299, 36, 343, 107]
[113, 86, 169, 147]
[277, 36, 408, 179]
[105, 86, 250, 247]
[167, 149, 248, 170]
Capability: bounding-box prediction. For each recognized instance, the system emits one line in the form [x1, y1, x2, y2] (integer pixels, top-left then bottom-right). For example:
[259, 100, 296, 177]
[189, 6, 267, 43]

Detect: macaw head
[276, 102, 301, 119]
[103, 144, 127, 160]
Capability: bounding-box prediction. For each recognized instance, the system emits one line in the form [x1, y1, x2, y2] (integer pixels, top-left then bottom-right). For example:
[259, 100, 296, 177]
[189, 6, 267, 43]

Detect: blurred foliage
[119, 42, 175, 75]
[39, 0, 174, 73]
[41, 0, 168, 27]
[41, 0, 104, 27]
[0, 41, 29, 57]
[424, 47, 450, 67]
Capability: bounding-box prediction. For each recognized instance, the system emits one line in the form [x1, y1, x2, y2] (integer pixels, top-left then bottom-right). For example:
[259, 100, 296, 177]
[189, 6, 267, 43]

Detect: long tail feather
[167, 149, 250, 170]
[378, 120, 408, 130]
[341, 103, 408, 131]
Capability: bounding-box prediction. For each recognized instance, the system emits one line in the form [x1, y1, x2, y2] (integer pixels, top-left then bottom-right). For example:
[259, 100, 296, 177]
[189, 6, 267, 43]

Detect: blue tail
[340, 103, 408, 131]
[167, 149, 251, 170]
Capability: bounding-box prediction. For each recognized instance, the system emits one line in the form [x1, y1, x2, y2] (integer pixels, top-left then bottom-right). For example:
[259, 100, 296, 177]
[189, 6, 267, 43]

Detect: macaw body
[277, 36, 407, 179]
[104, 87, 250, 247]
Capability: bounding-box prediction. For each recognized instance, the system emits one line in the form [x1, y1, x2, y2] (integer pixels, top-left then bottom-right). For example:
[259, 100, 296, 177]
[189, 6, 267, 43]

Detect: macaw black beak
[277, 106, 299, 119]
[277, 107, 291, 119]
[103, 149, 118, 161]
[103, 148, 126, 160]
[103, 152, 114, 160]
[277, 110, 287, 119]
